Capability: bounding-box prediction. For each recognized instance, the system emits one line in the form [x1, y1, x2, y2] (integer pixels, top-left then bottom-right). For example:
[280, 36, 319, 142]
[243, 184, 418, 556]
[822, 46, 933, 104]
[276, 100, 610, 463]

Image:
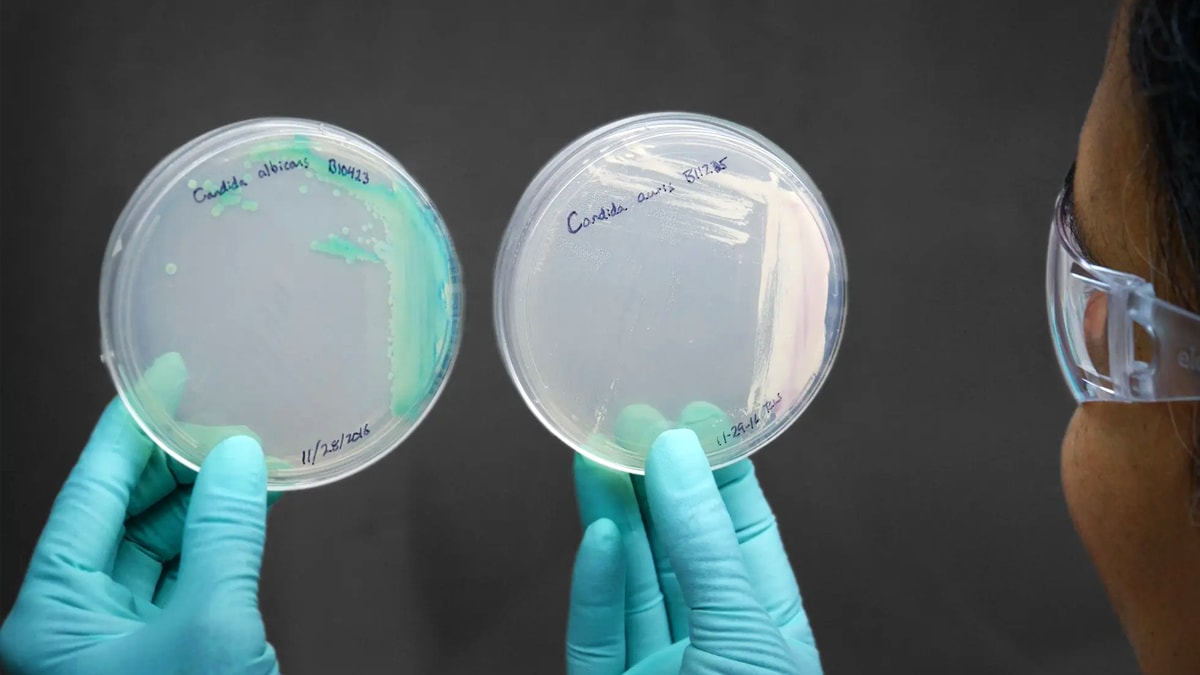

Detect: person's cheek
[1060, 404, 1135, 618]
[1061, 402, 1200, 671]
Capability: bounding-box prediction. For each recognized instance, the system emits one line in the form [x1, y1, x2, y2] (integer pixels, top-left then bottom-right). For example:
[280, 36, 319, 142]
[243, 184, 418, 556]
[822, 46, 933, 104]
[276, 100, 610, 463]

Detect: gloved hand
[566, 402, 821, 674]
[0, 353, 281, 675]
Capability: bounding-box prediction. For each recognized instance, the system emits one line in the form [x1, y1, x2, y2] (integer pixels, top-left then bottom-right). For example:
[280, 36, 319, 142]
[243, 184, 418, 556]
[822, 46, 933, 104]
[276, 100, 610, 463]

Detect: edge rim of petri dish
[493, 111, 848, 474]
[99, 117, 465, 490]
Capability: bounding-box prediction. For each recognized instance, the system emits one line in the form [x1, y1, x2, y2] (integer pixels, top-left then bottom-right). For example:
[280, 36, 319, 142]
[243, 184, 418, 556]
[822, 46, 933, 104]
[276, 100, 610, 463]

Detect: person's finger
[154, 557, 181, 608]
[566, 518, 626, 675]
[131, 420, 267, 516]
[613, 404, 671, 461]
[713, 459, 814, 643]
[128, 448, 195, 517]
[624, 639, 687, 675]
[645, 429, 794, 670]
[113, 486, 192, 599]
[119, 481, 282, 603]
[178, 421, 263, 455]
[176, 435, 269, 607]
[125, 353, 194, 515]
[34, 353, 187, 572]
[630, 475, 688, 642]
[678, 400, 731, 454]
[612, 403, 690, 643]
[169, 436, 280, 673]
[574, 454, 671, 665]
[640, 399, 738, 640]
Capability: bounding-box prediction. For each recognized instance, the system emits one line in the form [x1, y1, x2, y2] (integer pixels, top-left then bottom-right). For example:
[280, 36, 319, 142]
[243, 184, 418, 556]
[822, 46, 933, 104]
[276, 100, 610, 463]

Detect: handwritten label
[567, 201, 628, 234]
[715, 392, 782, 447]
[566, 155, 728, 235]
[258, 156, 310, 179]
[192, 175, 248, 204]
[299, 422, 372, 466]
[189, 153, 369, 207]
[681, 156, 728, 184]
[636, 181, 676, 203]
[328, 159, 370, 185]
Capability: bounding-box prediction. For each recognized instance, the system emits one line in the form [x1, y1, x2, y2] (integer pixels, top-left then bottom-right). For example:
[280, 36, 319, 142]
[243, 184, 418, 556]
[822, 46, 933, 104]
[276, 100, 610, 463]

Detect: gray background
[0, 1, 1136, 673]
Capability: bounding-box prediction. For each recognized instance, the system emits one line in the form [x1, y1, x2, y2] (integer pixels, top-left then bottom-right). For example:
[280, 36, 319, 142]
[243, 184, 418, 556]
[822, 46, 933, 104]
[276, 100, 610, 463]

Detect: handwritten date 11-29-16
[681, 156, 728, 184]
[714, 392, 783, 447]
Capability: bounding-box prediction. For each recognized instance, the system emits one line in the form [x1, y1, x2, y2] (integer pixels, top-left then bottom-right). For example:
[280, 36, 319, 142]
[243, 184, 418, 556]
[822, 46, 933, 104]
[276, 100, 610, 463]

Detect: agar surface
[188, 137, 459, 421]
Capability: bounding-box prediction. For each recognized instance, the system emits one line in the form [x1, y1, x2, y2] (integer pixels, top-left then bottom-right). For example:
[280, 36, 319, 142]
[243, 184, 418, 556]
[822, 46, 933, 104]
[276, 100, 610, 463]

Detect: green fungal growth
[165, 263, 178, 275]
[310, 234, 381, 264]
[230, 135, 458, 418]
[241, 201, 258, 212]
[374, 184, 459, 418]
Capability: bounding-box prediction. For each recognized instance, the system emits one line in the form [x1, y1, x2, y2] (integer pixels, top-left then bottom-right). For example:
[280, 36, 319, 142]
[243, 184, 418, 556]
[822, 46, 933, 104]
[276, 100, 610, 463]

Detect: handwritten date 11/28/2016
[300, 422, 371, 466]
[714, 392, 783, 447]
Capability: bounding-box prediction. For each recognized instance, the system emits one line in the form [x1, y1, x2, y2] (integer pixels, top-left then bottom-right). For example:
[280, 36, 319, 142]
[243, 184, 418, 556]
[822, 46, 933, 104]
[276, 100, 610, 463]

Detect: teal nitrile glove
[567, 402, 820, 675]
[0, 353, 282, 675]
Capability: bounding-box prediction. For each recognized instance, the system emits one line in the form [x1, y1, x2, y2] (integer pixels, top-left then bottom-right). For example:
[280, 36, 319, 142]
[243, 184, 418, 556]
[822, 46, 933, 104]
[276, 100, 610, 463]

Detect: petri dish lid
[495, 112, 847, 474]
[100, 118, 463, 490]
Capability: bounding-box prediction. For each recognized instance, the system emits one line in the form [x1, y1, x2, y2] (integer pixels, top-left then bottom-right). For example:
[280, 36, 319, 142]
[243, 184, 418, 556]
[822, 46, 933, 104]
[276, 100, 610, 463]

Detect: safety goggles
[1048, 163, 1200, 403]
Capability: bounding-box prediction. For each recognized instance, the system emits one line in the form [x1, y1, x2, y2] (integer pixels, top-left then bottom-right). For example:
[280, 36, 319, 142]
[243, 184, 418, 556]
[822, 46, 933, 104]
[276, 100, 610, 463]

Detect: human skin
[1062, 4, 1200, 674]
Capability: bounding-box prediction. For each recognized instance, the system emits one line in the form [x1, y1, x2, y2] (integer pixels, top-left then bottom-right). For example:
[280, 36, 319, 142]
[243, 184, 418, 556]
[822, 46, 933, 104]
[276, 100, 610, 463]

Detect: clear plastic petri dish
[495, 112, 847, 474]
[100, 118, 463, 490]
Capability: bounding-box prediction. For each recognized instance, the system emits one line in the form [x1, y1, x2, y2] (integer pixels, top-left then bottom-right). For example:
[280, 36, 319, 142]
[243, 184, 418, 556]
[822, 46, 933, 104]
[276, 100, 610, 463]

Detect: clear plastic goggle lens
[1048, 221, 1120, 401]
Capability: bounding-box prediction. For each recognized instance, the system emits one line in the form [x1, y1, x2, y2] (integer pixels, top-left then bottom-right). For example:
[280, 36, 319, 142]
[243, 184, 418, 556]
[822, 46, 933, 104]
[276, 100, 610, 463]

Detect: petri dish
[494, 112, 847, 473]
[100, 118, 462, 490]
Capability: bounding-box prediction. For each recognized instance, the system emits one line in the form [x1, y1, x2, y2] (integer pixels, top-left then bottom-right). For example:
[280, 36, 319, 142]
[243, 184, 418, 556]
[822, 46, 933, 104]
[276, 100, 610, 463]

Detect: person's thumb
[644, 429, 795, 673]
[178, 435, 269, 605]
